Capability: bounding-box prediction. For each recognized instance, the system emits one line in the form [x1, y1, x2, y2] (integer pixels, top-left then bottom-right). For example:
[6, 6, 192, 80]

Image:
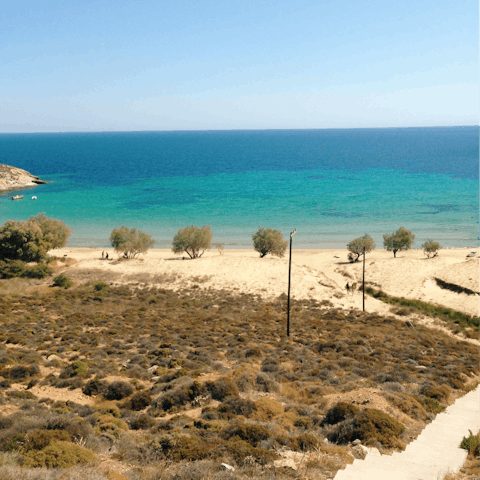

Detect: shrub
[130, 414, 156, 430]
[460, 430, 479, 457]
[94, 282, 109, 292]
[328, 408, 405, 448]
[103, 381, 134, 400]
[126, 390, 152, 411]
[252, 227, 287, 258]
[347, 234, 376, 262]
[206, 377, 239, 401]
[83, 378, 106, 396]
[222, 423, 271, 447]
[109, 226, 155, 258]
[287, 433, 320, 452]
[217, 397, 257, 417]
[61, 361, 89, 378]
[0, 213, 71, 262]
[172, 225, 212, 259]
[53, 273, 73, 289]
[423, 385, 451, 403]
[22, 262, 53, 279]
[251, 398, 284, 421]
[22, 440, 95, 468]
[93, 414, 128, 438]
[421, 239, 441, 258]
[323, 402, 360, 425]
[0, 260, 26, 278]
[383, 227, 415, 257]
[23, 429, 71, 451]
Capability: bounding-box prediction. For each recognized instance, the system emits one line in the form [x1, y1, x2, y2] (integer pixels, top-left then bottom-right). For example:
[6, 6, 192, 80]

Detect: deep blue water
[0, 127, 478, 248]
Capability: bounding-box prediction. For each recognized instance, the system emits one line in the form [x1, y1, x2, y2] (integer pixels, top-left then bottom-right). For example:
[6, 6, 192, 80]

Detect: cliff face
[0, 164, 47, 191]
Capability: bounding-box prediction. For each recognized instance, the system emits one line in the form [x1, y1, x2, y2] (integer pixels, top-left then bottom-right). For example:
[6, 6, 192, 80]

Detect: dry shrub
[125, 390, 153, 411]
[383, 392, 427, 421]
[206, 377, 239, 401]
[222, 423, 271, 447]
[423, 385, 452, 403]
[103, 381, 134, 400]
[251, 398, 284, 421]
[255, 372, 280, 393]
[287, 433, 321, 452]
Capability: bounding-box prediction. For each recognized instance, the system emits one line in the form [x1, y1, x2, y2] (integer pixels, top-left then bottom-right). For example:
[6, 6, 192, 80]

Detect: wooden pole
[363, 246, 366, 312]
[287, 229, 296, 337]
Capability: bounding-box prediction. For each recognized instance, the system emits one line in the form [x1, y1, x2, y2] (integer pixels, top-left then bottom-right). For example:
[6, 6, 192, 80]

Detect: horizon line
[0, 125, 478, 135]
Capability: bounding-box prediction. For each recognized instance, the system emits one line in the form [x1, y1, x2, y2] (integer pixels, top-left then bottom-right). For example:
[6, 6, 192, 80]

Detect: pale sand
[52, 247, 479, 321]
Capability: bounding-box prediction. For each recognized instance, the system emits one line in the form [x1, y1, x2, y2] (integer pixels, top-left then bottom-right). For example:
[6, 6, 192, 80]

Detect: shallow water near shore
[0, 127, 478, 248]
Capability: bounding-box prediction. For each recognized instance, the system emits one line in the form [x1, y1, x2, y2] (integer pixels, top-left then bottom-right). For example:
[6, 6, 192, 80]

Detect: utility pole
[287, 229, 296, 337]
[363, 246, 366, 312]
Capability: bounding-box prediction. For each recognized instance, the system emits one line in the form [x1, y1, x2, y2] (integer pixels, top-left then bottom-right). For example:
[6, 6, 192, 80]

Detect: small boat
[31, 196, 37, 200]
[11, 195, 23, 200]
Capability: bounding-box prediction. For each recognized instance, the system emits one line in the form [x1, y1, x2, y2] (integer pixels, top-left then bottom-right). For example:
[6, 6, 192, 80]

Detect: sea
[0, 127, 478, 249]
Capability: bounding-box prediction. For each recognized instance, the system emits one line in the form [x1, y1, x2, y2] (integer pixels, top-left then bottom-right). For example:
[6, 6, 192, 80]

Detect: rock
[47, 354, 62, 362]
[221, 463, 235, 471]
[274, 458, 297, 470]
[358, 445, 381, 457]
[151, 376, 160, 382]
[147, 365, 158, 373]
[352, 439, 362, 445]
[0, 164, 47, 191]
[351, 445, 367, 459]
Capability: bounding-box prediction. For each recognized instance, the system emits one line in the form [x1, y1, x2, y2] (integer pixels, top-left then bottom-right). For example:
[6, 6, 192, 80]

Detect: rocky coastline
[0, 163, 47, 191]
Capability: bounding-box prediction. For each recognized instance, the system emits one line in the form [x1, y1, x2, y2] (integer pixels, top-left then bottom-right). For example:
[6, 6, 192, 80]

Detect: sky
[0, 0, 478, 132]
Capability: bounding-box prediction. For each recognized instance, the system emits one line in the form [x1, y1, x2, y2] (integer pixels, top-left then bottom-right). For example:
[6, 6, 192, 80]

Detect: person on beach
[346, 282, 350, 294]
[106, 253, 109, 260]
[102, 251, 105, 259]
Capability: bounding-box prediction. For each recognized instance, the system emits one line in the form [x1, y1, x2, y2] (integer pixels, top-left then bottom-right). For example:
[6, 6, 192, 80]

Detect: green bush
[22, 440, 95, 468]
[61, 361, 89, 378]
[0, 213, 71, 262]
[53, 273, 73, 289]
[252, 227, 288, 258]
[172, 225, 212, 259]
[287, 433, 320, 451]
[24, 429, 71, 451]
[460, 430, 479, 456]
[22, 262, 53, 279]
[110, 226, 155, 258]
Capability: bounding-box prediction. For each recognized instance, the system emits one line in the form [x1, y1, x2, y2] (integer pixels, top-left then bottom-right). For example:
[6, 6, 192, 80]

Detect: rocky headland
[0, 163, 47, 191]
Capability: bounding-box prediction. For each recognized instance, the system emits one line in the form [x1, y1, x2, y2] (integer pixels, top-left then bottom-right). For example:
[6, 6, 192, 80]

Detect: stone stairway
[334, 387, 479, 480]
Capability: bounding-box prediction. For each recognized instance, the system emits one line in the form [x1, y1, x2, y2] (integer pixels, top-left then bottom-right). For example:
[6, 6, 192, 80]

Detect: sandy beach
[53, 246, 479, 320]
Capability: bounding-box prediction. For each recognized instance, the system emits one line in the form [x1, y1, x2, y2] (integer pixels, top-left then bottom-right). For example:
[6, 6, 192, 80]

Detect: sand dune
[52, 246, 479, 322]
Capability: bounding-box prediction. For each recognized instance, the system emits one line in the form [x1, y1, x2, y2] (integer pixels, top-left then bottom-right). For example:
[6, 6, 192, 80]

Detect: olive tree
[252, 227, 288, 258]
[383, 227, 415, 258]
[0, 213, 71, 262]
[172, 225, 212, 259]
[421, 239, 441, 258]
[347, 234, 376, 262]
[110, 226, 155, 258]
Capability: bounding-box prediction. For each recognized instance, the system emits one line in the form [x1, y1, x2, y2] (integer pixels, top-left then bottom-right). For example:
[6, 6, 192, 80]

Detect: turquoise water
[0, 128, 478, 248]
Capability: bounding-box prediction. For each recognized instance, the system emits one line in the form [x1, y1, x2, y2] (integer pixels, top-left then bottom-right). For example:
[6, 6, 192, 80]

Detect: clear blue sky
[1, 0, 477, 131]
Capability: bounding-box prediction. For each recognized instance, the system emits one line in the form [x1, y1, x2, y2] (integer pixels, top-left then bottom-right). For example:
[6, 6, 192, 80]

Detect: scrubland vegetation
[0, 275, 477, 479]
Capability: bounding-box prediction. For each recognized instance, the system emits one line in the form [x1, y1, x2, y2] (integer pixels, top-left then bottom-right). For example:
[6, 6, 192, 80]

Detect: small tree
[383, 227, 415, 258]
[252, 227, 288, 258]
[347, 234, 376, 262]
[172, 225, 212, 259]
[421, 239, 441, 258]
[109, 226, 155, 259]
[0, 214, 71, 262]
